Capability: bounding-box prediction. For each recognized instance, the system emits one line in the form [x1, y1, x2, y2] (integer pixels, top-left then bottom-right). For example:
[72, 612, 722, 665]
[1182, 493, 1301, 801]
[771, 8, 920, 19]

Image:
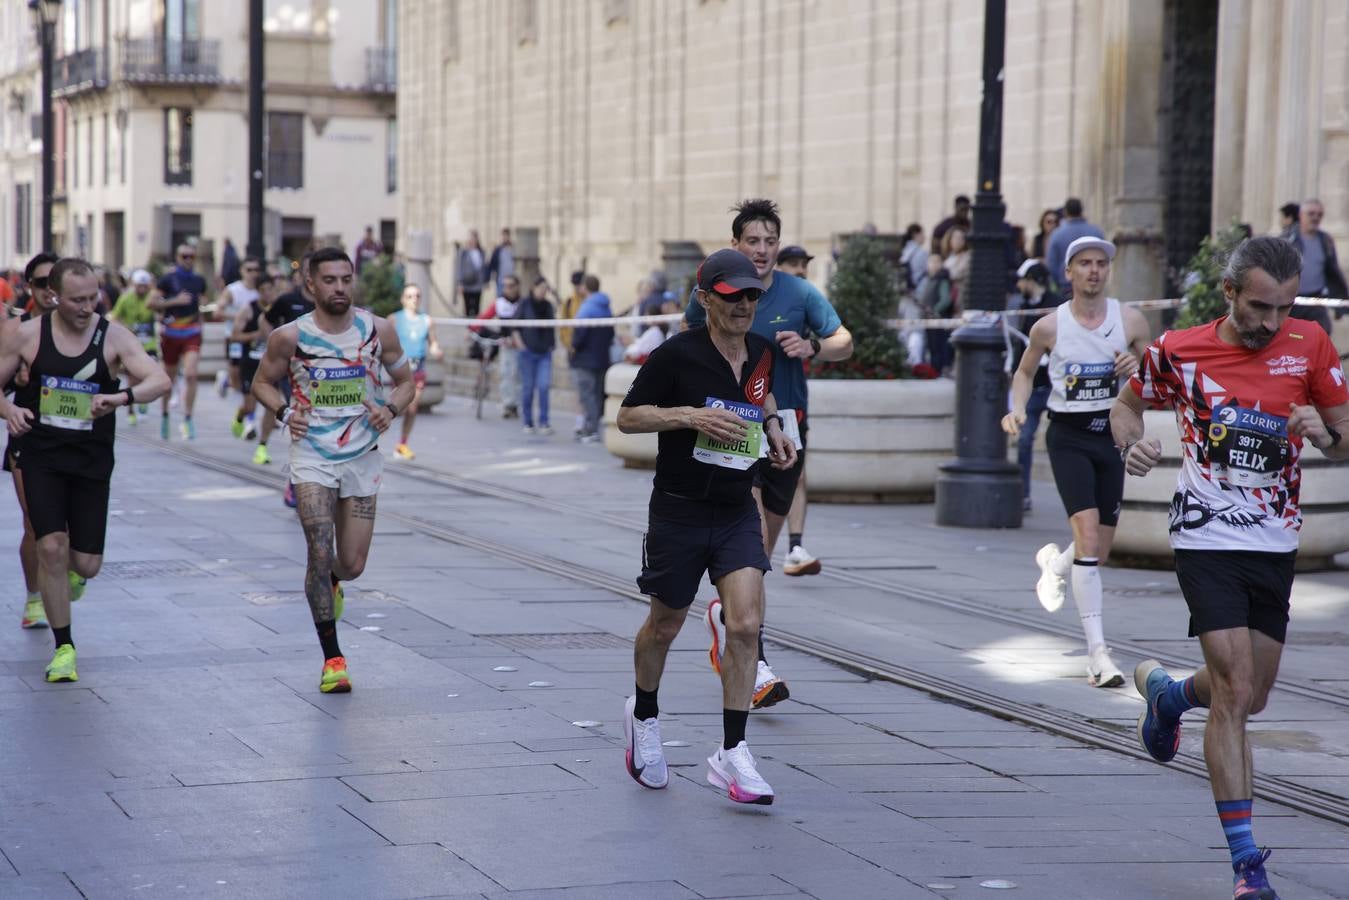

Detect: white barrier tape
[433, 295, 1348, 331]
[887, 295, 1349, 331]
[433, 312, 683, 329]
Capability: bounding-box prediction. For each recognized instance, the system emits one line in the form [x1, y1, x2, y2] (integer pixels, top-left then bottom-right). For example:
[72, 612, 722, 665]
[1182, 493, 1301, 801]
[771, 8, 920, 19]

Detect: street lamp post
[933, 0, 1023, 529]
[29, 0, 61, 253]
[245, 0, 266, 260]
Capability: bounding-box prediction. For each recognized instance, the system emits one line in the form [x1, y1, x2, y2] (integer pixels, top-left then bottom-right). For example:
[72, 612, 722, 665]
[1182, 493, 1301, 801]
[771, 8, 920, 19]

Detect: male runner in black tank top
[0, 258, 170, 683]
[229, 274, 277, 442]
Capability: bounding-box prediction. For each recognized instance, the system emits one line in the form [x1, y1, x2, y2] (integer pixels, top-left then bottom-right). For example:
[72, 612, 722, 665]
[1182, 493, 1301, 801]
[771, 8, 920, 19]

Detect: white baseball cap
[1065, 236, 1116, 266]
[131, 269, 153, 285]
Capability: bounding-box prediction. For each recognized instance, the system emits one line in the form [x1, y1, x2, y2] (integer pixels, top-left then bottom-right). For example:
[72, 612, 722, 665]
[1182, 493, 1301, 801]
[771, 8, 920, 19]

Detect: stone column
[1240, 0, 1282, 230]
[1211, 0, 1250, 232]
[1275, 0, 1319, 205]
[515, 227, 541, 290]
[1097, 1, 1166, 301]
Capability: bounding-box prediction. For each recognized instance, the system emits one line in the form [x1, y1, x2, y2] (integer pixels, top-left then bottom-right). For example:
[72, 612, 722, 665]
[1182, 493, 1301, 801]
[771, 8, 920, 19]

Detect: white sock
[1051, 542, 1075, 577]
[1071, 558, 1105, 652]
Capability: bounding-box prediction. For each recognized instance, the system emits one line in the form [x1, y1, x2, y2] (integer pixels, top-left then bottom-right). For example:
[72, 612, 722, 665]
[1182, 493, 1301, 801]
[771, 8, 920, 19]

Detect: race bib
[227, 342, 245, 360]
[760, 407, 803, 455]
[308, 365, 367, 415]
[132, 322, 156, 351]
[248, 344, 265, 360]
[693, 397, 763, 470]
[1063, 361, 1117, 406]
[1208, 405, 1288, 489]
[39, 376, 97, 431]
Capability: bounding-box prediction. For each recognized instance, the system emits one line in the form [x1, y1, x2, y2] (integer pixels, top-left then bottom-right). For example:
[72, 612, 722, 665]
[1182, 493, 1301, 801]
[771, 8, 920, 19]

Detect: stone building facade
[1, 0, 399, 274]
[397, 0, 1349, 314]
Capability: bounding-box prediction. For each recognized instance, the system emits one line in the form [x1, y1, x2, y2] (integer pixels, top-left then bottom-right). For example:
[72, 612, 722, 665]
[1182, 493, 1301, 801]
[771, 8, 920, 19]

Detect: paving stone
[343, 764, 593, 801]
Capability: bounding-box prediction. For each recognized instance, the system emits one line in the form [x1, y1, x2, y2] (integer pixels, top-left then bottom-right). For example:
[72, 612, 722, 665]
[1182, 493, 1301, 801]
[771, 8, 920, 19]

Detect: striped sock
[1157, 675, 1204, 720]
[1216, 799, 1258, 869]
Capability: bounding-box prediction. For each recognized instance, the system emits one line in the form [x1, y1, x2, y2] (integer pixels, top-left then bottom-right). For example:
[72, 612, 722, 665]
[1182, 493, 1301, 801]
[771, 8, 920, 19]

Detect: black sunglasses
[30, 276, 49, 289]
[707, 289, 761, 303]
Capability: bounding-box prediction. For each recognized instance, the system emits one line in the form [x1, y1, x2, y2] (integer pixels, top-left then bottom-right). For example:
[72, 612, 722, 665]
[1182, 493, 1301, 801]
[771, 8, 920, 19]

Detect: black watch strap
[123, 386, 135, 406]
[1327, 425, 1343, 449]
[810, 338, 821, 356]
[275, 405, 289, 423]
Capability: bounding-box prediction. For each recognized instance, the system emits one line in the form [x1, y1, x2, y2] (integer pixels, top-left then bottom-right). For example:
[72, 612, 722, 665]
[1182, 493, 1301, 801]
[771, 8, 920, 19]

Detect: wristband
[275, 405, 289, 424]
[764, 414, 785, 432]
[123, 386, 135, 406]
[1325, 425, 1342, 450]
[387, 402, 400, 419]
[809, 338, 821, 357]
[1118, 441, 1136, 461]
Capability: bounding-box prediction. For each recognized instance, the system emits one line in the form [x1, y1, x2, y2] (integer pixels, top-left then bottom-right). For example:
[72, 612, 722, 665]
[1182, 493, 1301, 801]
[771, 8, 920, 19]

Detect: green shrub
[1174, 221, 1250, 329]
[810, 236, 907, 379]
[360, 255, 403, 317]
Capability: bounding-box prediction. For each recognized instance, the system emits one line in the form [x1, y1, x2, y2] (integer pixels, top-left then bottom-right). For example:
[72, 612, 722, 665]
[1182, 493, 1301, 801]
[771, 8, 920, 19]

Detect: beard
[1236, 326, 1276, 350]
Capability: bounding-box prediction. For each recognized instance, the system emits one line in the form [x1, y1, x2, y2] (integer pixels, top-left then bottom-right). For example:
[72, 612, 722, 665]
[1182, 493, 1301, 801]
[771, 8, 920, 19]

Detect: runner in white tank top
[1002, 236, 1151, 689]
[250, 248, 417, 695]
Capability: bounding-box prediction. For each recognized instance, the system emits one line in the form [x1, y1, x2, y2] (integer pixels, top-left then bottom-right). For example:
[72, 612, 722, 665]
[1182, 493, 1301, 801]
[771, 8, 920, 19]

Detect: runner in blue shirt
[685, 198, 853, 708]
[388, 284, 441, 460]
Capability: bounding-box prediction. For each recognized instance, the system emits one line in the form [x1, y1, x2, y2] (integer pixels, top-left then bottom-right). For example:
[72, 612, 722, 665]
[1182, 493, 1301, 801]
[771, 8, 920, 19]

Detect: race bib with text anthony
[693, 397, 763, 470]
[1207, 404, 1288, 489]
[308, 365, 367, 416]
[39, 376, 96, 431]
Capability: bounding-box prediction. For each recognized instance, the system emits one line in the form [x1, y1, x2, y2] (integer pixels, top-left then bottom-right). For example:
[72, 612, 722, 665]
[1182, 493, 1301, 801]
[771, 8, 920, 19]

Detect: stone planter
[1113, 409, 1349, 570]
[804, 377, 955, 502]
[604, 364, 657, 468]
[603, 364, 957, 497]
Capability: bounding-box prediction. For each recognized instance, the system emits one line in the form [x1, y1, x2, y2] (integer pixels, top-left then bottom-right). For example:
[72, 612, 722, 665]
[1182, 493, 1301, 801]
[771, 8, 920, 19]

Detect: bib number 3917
[1208, 404, 1288, 488]
[39, 376, 97, 431]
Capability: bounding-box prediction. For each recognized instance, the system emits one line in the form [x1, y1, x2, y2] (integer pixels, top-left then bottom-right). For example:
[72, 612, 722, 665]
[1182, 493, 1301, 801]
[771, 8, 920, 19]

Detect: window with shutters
[164, 107, 193, 185]
[266, 112, 304, 189]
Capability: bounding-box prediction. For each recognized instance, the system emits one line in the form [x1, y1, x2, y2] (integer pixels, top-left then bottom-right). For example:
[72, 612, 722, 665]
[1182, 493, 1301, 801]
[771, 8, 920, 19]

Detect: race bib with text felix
[693, 397, 763, 470]
[39, 376, 96, 431]
[308, 365, 367, 416]
[1207, 404, 1288, 489]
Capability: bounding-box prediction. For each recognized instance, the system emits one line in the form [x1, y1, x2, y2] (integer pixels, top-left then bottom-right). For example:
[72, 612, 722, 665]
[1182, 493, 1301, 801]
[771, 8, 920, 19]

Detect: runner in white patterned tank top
[251, 248, 416, 694]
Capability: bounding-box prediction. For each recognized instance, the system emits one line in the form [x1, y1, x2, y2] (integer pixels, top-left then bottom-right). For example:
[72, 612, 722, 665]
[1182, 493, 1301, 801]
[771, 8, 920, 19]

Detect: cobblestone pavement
[0, 389, 1345, 899]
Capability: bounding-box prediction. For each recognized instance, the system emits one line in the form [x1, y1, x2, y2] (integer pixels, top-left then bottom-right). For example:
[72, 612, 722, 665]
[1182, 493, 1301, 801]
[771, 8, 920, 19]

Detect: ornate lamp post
[28, 0, 62, 253]
[933, 0, 1023, 529]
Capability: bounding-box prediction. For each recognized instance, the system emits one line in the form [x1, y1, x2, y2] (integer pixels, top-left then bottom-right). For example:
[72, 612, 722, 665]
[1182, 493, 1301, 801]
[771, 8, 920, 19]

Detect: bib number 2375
[39, 376, 97, 431]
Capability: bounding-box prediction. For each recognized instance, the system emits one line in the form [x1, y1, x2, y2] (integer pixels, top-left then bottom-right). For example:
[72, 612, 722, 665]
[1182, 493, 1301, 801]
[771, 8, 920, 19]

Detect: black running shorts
[22, 465, 111, 555]
[638, 498, 770, 610]
[1045, 419, 1124, 527]
[239, 357, 260, 394]
[1174, 549, 1296, 643]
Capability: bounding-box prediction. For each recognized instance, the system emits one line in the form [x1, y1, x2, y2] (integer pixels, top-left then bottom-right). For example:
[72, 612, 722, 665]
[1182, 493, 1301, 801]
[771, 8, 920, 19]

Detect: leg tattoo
[296, 484, 338, 624]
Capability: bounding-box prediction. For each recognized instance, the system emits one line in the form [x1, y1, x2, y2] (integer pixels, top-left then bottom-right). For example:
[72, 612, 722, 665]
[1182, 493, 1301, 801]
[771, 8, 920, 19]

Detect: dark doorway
[1159, 0, 1218, 296]
[281, 216, 314, 263]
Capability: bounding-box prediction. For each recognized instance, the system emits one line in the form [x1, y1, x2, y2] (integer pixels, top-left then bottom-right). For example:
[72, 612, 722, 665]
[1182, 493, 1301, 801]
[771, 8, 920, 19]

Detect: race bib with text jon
[39, 376, 96, 431]
[693, 397, 763, 470]
[308, 365, 367, 416]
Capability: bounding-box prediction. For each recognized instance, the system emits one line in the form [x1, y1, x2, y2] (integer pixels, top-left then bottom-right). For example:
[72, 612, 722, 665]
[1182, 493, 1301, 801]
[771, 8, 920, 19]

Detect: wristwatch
[764, 413, 785, 432]
[275, 405, 290, 424]
[809, 338, 821, 357]
[1324, 425, 1342, 449]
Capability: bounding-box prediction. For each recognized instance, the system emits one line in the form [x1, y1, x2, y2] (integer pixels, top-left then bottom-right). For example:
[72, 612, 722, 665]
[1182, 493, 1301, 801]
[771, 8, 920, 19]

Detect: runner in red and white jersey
[1110, 237, 1349, 900]
[1130, 307, 1345, 552]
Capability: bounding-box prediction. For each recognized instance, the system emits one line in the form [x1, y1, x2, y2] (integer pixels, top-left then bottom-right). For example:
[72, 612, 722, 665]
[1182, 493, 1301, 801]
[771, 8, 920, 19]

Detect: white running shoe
[783, 545, 821, 576]
[1087, 646, 1125, 688]
[214, 369, 229, 397]
[707, 741, 774, 805]
[1034, 542, 1067, 612]
[623, 695, 668, 789]
[752, 659, 790, 709]
[242, 417, 258, 441]
[705, 598, 726, 675]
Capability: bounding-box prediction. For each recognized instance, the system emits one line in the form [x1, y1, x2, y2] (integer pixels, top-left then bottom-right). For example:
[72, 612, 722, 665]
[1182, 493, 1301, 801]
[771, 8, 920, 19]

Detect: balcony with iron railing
[52, 47, 109, 97]
[364, 46, 396, 92]
[120, 38, 221, 84]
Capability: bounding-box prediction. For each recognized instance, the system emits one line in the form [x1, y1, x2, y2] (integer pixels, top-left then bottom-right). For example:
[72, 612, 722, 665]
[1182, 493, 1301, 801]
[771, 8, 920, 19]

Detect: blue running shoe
[1233, 848, 1278, 899]
[1133, 658, 1181, 763]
